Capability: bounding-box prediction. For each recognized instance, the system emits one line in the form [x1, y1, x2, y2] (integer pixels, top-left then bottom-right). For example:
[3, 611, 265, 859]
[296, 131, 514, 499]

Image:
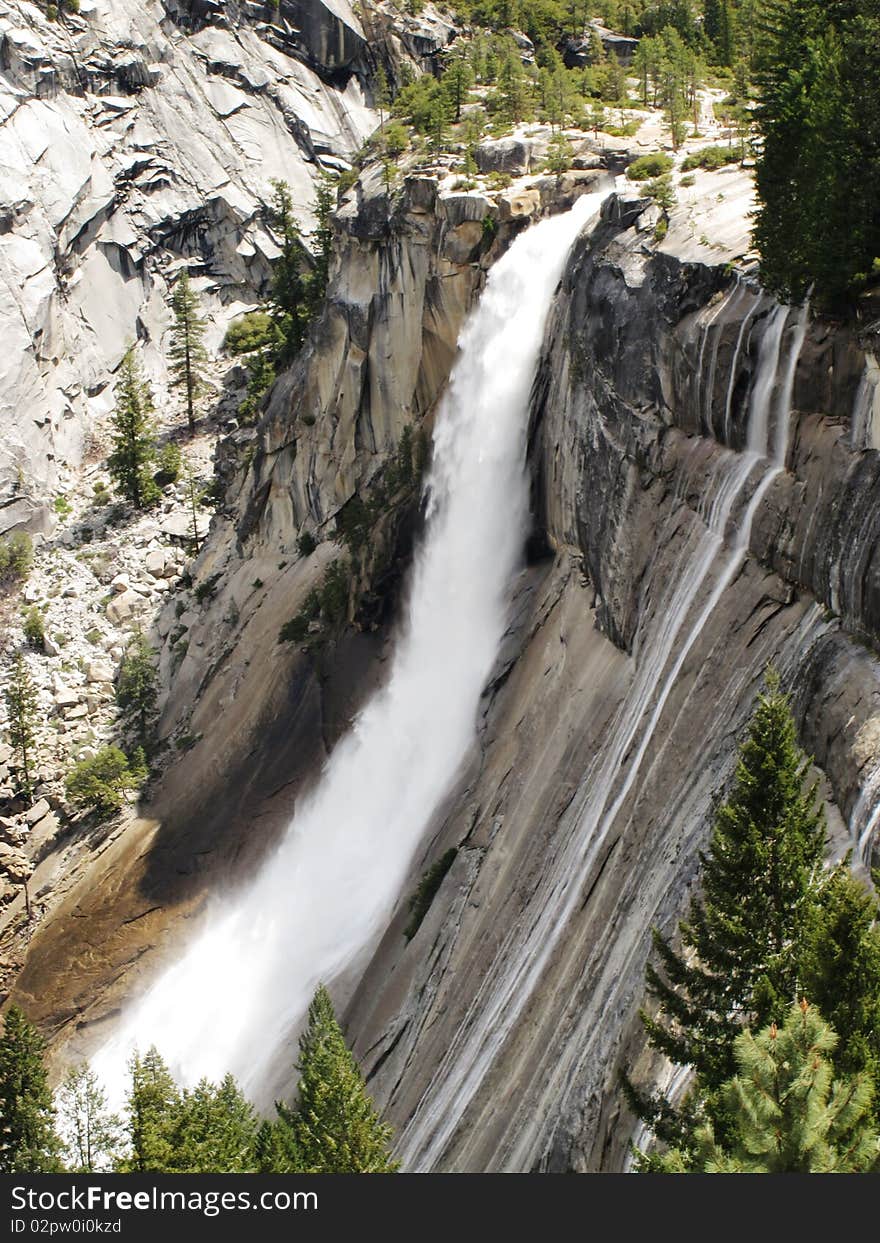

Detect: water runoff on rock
[398, 293, 811, 1171]
[91, 190, 609, 1103]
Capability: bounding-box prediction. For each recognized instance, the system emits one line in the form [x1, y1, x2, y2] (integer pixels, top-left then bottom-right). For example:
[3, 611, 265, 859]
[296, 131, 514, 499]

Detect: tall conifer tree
[57, 1065, 122, 1173]
[0, 1005, 60, 1172]
[169, 271, 208, 435]
[624, 671, 827, 1142]
[108, 347, 159, 509]
[117, 1047, 179, 1172]
[5, 653, 39, 800]
[292, 985, 398, 1173]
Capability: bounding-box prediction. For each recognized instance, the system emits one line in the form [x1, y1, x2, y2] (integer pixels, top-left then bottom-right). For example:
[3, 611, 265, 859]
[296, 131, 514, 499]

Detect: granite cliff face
[9, 162, 609, 1048]
[6, 133, 880, 1168]
[0, 0, 454, 533]
[345, 189, 880, 1171]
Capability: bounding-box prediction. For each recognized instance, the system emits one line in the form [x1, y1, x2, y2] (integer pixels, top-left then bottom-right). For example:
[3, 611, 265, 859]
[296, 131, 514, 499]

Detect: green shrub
[681, 145, 739, 173]
[626, 152, 674, 182]
[223, 312, 281, 356]
[22, 606, 45, 649]
[53, 495, 72, 519]
[92, 480, 110, 506]
[279, 558, 350, 643]
[194, 572, 222, 603]
[279, 614, 311, 644]
[404, 849, 458, 941]
[337, 166, 359, 197]
[654, 217, 669, 242]
[646, 174, 675, 212]
[336, 497, 371, 552]
[383, 121, 409, 158]
[544, 133, 574, 175]
[155, 441, 182, 485]
[680, 173, 696, 188]
[319, 559, 350, 623]
[65, 746, 142, 816]
[0, 531, 34, 589]
[605, 119, 640, 138]
[297, 531, 317, 557]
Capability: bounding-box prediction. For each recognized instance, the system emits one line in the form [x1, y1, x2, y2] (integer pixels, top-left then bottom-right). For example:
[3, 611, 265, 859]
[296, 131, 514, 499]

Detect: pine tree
[496, 50, 530, 124]
[268, 179, 309, 365]
[307, 172, 336, 318]
[442, 52, 473, 122]
[57, 1065, 122, 1173]
[292, 985, 399, 1173]
[656, 1003, 879, 1172]
[169, 271, 208, 436]
[753, 0, 880, 308]
[5, 653, 38, 800]
[108, 347, 159, 509]
[116, 629, 158, 747]
[170, 1074, 258, 1173]
[183, 463, 204, 554]
[800, 866, 880, 1102]
[0, 1005, 61, 1172]
[624, 670, 827, 1143]
[117, 1047, 180, 1172]
[374, 63, 389, 126]
[253, 1104, 304, 1173]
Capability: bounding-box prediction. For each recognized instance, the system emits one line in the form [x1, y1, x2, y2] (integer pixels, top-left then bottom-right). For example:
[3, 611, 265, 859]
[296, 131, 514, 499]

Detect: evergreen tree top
[293, 984, 399, 1173]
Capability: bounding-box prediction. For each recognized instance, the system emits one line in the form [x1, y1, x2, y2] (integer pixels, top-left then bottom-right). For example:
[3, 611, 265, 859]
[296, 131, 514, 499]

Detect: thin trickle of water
[852, 356, 880, 451]
[850, 765, 880, 865]
[622, 1062, 692, 1172]
[400, 300, 810, 1171]
[746, 305, 789, 455]
[722, 291, 761, 443]
[694, 293, 730, 434]
[702, 282, 748, 438]
[91, 192, 608, 1103]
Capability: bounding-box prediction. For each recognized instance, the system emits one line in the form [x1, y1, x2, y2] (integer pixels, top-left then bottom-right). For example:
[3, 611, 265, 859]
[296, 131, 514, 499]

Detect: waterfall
[399, 300, 810, 1171]
[852, 355, 880, 451]
[91, 191, 608, 1102]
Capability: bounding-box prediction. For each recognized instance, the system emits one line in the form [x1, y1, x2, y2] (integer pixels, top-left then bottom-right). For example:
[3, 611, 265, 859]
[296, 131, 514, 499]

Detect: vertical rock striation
[347, 192, 880, 1172]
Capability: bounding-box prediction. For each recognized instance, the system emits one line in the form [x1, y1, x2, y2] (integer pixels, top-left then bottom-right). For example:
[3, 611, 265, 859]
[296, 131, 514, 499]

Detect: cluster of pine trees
[222, 175, 335, 421]
[624, 672, 880, 1172]
[0, 986, 397, 1175]
[752, 1, 880, 308]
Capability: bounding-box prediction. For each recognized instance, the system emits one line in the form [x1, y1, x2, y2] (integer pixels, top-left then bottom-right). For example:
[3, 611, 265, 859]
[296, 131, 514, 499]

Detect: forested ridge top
[380, 0, 880, 308]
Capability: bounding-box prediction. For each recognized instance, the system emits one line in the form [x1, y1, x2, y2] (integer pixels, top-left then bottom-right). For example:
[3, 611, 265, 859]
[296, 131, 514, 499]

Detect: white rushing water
[400, 298, 810, 1170]
[92, 191, 607, 1101]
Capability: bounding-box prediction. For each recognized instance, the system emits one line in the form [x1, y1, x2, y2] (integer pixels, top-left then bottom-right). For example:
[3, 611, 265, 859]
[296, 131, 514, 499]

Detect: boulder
[86, 660, 115, 684]
[25, 798, 51, 826]
[475, 135, 548, 176]
[145, 548, 173, 578]
[0, 843, 31, 883]
[107, 589, 140, 623]
[508, 29, 535, 62]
